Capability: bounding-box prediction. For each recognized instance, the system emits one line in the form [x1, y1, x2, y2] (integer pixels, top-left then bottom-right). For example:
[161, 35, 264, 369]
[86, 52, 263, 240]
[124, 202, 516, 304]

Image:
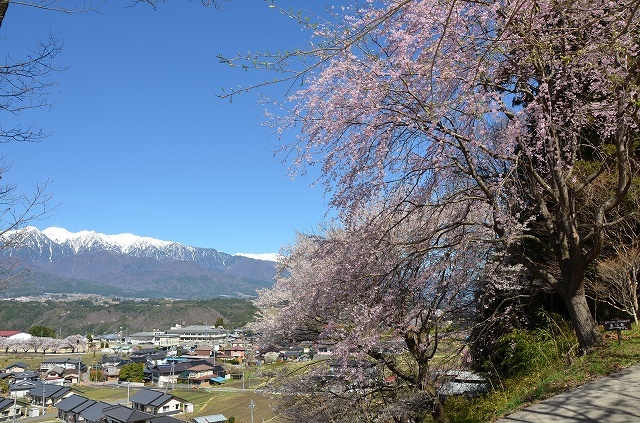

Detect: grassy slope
[446, 326, 640, 422]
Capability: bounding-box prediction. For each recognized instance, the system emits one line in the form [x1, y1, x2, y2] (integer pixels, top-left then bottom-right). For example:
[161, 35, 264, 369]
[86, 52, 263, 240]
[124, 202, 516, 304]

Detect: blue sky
[2, 1, 329, 255]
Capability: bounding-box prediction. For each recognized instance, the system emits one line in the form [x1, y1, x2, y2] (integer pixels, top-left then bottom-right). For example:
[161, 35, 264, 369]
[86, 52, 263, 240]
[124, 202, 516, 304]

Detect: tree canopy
[249, 0, 639, 346]
[118, 362, 145, 383]
[248, 0, 640, 421]
[28, 325, 56, 338]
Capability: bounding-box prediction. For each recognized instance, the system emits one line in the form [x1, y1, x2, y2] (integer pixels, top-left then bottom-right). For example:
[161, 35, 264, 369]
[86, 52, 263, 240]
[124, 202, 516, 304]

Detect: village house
[3, 362, 28, 373]
[39, 358, 87, 373]
[101, 404, 183, 423]
[217, 346, 246, 363]
[101, 404, 156, 423]
[98, 355, 127, 381]
[177, 364, 225, 388]
[56, 394, 111, 423]
[12, 370, 39, 383]
[192, 347, 214, 358]
[8, 380, 39, 399]
[0, 398, 21, 422]
[147, 362, 191, 388]
[130, 389, 189, 415]
[28, 382, 74, 408]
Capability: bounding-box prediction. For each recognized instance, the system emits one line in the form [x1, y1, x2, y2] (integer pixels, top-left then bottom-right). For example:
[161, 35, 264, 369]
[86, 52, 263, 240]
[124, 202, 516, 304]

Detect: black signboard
[603, 319, 632, 331]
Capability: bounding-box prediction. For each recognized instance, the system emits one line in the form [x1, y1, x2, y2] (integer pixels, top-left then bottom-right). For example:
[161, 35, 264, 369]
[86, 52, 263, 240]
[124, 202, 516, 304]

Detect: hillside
[0, 297, 258, 336]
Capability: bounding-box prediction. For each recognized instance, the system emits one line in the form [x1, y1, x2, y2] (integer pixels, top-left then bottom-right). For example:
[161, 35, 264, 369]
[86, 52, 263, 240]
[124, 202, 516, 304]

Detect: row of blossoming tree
[0, 335, 86, 354]
[235, 0, 640, 421]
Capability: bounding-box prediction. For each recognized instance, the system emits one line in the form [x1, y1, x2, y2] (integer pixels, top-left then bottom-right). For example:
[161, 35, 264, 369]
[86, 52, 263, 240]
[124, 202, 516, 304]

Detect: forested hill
[0, 298, 257, 337]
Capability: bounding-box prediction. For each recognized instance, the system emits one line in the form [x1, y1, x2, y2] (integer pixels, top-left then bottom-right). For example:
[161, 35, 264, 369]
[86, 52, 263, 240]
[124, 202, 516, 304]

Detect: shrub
[493, 313, 576, 378]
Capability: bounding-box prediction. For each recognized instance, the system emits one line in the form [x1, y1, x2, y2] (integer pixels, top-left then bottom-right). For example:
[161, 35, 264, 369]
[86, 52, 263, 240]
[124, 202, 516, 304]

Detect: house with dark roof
[217, 346, 246, 363]
[130, 389, 187, 416]
[79, 400, 112, 423]
[8, 379, 38, 398]
[3, 362, 28, 373]
[40, 357, 87, 373]
[98, 355, 128, 381]
[101, 404, 156, 423]
[177, 364, 225, 388]
[28, 382, 73, 407]
[148, 359, 219, 388]
[0, 398, 22, 421]
[56, 394, 110, 423]
[148, 362, 188, 388]
[56, 395, 183, 423]
[12, 370, 39, 382]
[56, 394, 93, 422]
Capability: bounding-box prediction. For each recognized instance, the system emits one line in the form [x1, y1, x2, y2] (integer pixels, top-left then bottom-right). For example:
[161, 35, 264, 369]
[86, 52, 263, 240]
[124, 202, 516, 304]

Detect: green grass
[75, 386, 142, 401]
[445, 325, 640, 423]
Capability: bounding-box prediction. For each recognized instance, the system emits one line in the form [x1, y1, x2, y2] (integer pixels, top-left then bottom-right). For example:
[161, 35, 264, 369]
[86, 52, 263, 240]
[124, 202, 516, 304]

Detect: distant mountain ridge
[0, 227, 277, 299]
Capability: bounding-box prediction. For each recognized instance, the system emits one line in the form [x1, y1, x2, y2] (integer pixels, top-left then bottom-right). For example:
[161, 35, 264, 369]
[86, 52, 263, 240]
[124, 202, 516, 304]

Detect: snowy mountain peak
[1, 227, 278, 299]
[41, 226, 176, 254]
[14, 227, 277, 263]
[235, 252, 281, 262]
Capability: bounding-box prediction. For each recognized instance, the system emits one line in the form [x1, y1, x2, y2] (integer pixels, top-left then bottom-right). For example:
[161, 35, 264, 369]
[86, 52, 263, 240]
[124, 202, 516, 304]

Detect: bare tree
[590, 247, 640, 324]
[0, 161, 51, 289]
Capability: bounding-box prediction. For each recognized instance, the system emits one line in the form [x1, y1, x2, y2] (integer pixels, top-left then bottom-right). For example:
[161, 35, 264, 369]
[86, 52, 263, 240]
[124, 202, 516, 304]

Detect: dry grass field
[177, 389, 281, 422]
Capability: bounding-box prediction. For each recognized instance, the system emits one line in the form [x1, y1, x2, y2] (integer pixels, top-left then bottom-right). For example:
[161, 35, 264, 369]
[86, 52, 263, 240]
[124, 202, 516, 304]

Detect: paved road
[496, 363, 640, 422]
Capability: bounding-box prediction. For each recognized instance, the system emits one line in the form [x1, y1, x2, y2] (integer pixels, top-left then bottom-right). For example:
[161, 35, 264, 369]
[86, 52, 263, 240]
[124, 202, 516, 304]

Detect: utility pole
[78, 355, 82, 386]
[41, 384, 45, 416]
[249, 399, 255, 423]
[165, 361, 175, 393]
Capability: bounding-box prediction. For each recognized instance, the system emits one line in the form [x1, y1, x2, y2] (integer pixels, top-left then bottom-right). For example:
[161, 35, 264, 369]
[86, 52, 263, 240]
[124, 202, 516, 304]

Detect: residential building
[0, 398, 21, 422]
[101, 404, 155, 423]
[56, 394, 95, 423]
[28, 382, 73, 407]
[39, 358, 87, 373]
[101, 405, 183, 423]
[177, 363, 226, 388]
[147, 362, 190, 388]
[130, 390, 187, 415]
[8, 380, 38, 398]
[217, 346, 246, 363]
[3, 362, 28, 373]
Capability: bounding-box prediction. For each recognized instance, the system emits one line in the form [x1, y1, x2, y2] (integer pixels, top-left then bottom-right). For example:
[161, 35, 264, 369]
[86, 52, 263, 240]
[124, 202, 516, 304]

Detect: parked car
[437, 370, 489, 401]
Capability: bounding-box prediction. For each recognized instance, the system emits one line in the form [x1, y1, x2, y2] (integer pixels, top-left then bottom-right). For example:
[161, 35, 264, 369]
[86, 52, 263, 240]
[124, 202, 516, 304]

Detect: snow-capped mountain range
[0, 227, 277, 299]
